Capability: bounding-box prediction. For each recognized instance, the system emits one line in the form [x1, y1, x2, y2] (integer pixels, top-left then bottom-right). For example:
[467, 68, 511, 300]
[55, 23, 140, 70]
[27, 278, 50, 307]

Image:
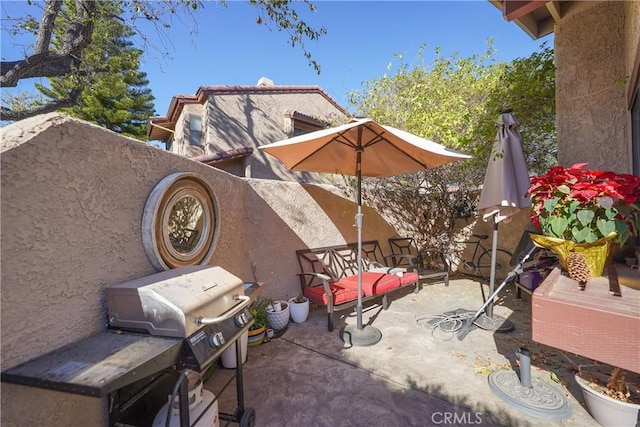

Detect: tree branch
[1, 0, 95, 88]
[1, 89, 81, 121]
[34, 0, 63, 54]
[1, 54, 79, 87]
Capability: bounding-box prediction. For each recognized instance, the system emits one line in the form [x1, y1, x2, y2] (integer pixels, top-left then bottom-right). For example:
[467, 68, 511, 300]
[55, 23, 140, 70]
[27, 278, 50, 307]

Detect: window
[284, 111, 326, 137]
[293, 127, 310, 137]
[189, 115, 203, 146]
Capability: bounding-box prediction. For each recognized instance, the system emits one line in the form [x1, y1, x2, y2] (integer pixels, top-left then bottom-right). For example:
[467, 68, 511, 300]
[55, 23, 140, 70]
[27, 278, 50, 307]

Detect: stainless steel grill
[105, 265, 253, 374]
[2, 265, 258, 427]
[106, 265, 249, 338]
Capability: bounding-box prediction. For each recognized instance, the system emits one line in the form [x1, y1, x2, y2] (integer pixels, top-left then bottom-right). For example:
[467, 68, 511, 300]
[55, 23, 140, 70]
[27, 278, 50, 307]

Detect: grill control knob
[235, 312, 249, 327]
[209, 332, 225, 348]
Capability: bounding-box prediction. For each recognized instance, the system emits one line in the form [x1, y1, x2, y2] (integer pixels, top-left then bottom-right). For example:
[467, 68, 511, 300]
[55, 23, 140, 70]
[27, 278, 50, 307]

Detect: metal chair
[388, 237, 449, 286]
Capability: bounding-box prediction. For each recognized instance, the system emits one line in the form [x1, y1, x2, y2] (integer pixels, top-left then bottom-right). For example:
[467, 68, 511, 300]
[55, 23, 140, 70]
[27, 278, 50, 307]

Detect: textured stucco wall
[245, 179, 399, 298]
[0, 114, 250, 426]
[555, 1, 633, 173]
[174, 103, 206, 157]
[0, 388, 106, 427]
[0, 113, 404, 425]
[625, 1, 640, 106]
[203, 91, 348, 182]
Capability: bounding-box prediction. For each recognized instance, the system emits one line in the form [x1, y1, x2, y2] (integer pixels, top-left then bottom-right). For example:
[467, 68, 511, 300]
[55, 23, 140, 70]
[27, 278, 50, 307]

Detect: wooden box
[531, 266, 640, 373]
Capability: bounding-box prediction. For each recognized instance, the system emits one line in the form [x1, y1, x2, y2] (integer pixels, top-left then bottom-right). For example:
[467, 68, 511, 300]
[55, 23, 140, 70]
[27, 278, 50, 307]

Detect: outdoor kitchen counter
[532, 265, 640, 374]
[0, 331, 183, 397]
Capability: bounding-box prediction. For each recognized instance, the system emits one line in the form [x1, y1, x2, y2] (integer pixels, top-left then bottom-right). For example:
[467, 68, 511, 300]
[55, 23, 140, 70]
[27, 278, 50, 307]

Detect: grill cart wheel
[240, 407, 256, 427]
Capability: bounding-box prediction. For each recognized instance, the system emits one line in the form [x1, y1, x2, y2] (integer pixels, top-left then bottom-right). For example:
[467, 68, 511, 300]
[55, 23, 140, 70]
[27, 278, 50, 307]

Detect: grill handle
[195, 295, 251, 325]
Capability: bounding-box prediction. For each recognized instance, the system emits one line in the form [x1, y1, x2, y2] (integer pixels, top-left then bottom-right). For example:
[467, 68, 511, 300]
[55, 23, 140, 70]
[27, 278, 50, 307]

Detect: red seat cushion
[303, 283, 360, 306]
[398, 271, 419, 286]
[337, 272, 401, 296]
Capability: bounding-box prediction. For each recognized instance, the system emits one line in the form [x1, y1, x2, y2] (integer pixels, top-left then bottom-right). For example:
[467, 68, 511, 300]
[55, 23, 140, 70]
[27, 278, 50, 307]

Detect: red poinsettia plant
[527, 163, 640, 246]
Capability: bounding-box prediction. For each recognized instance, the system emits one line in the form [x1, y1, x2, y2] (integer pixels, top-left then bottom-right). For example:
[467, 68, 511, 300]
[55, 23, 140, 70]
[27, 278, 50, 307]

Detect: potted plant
[527, 163, 640, 423]
[266, 299, 290, 331]
[288, 291, 310, 324]
[574, 365, 640, 427]
[527, 163, 640, 281]
[247, 298, 271, 346]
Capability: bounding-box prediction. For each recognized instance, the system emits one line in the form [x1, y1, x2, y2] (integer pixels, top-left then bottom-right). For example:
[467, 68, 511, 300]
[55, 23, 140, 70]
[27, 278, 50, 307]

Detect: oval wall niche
[142, 172, 219, 270]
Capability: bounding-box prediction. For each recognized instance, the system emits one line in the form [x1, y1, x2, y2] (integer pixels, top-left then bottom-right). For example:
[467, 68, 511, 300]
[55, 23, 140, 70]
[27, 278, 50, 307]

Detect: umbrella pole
[356, 148, 364, 330]
[356, 205, 363, 330]
[341, 147, 381, 347]
[487, 218, 498, 317]
[478, 215, 513, 333]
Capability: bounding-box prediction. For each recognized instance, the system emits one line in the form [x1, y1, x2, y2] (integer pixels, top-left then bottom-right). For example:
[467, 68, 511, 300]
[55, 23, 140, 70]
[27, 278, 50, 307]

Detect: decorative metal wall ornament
[142, 172, 218, 270]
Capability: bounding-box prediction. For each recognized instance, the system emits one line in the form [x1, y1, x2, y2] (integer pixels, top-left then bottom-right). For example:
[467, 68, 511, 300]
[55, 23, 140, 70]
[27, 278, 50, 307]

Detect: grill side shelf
[1, 331, 183, 397]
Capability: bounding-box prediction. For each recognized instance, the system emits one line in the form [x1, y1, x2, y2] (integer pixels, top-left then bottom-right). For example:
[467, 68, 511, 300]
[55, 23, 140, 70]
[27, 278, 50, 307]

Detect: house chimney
[257, 77, 274, 87]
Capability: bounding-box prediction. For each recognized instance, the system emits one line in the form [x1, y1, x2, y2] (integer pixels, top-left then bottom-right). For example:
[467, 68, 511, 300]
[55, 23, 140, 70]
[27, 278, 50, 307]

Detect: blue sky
[2, 1, 552, 118]
[140, 1, 552, 116]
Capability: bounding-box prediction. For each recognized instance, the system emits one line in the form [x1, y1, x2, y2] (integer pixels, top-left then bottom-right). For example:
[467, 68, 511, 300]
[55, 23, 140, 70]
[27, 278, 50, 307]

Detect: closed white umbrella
[261, 118, 471, 346]
[477, 109, 531, 321]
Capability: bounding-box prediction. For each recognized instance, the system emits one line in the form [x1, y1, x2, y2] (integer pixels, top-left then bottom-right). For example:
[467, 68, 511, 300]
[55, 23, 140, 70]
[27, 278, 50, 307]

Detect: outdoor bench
[295, 240, 432, 332]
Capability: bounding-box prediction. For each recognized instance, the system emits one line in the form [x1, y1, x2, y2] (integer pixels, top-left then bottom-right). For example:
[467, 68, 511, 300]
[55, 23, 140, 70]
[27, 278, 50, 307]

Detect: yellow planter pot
[530, 233, 617, 278]
[247, 325, 266, 347]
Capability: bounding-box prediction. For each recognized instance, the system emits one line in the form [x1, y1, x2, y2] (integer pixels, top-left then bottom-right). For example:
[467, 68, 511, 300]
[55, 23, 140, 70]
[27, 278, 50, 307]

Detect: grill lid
[106, 265, 245, 337]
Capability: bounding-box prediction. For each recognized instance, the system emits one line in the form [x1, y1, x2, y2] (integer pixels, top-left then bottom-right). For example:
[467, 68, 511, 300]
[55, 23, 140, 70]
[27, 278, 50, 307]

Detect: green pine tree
[36, 1, 155, 140]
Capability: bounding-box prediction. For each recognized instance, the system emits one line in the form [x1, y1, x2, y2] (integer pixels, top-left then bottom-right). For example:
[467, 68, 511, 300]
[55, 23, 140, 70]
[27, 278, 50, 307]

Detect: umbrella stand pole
[356, 151, 364, 331]
[341, 206, 381, 347]
[340, 148, 381, 347]
[474, 217, 514, 334]
[356, 208, 364, 331]
[487, 218, 499, 318]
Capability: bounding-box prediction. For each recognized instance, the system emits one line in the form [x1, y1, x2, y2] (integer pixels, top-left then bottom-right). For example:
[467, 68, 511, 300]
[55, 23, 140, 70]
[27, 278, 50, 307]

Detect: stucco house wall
[0, 113, 402, 426]
[624, 1, 640, 101]
[202, 91, 346, 181]
[555, 1, 637, 173]
[154, 81, 349, 184]
[179, 103, 207, 157]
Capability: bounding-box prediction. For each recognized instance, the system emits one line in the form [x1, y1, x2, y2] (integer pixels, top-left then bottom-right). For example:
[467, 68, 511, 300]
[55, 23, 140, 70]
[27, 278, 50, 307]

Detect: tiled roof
[193, 147, 254, 166]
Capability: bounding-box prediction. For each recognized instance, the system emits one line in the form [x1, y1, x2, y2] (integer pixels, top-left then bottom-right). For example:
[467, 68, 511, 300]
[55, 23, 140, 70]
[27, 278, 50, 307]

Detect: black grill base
[109, 370, 177, 427]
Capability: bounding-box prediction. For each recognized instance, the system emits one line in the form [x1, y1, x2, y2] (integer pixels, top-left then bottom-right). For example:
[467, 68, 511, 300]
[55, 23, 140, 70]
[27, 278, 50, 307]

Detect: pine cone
[567, 252, 591, 290]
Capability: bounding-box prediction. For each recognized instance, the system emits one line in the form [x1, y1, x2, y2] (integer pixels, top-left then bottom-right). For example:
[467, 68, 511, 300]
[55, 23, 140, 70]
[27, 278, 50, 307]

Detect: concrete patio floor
[205, 277, 603, 427]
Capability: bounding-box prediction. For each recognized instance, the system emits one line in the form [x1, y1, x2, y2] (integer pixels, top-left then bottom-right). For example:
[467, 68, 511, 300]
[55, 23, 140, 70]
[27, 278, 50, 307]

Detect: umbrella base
[474, 314, 514, 333]
[341, 324, 382, 347]
[488, 370, 571, 421]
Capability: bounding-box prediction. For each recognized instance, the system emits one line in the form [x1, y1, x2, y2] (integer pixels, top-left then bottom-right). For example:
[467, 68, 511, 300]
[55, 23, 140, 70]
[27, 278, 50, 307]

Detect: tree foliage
[1, 0, 325, 122]
[33, 1, 155, 139]
[347, 42, 556, 246]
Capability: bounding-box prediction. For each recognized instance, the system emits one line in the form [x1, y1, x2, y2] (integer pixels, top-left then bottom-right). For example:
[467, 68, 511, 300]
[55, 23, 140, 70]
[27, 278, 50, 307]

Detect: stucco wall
[245, 179, 400, 297]
[0, 113, 402, 426]
[175, 103, 206, 157]
[168, 90, 347, 183]
[203, 92, 347, 182]
[0, 114, 244, 426]
[555, 1, 633, 173]
[624, 1, 640, 106]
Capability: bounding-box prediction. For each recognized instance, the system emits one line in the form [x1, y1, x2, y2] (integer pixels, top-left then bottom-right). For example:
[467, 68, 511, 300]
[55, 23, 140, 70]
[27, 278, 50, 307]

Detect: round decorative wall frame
[142, 172, 218, 270]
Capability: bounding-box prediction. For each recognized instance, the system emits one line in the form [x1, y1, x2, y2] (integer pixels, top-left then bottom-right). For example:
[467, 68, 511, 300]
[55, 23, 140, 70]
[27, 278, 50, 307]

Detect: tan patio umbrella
[472, 111, 572, 421]
[477, 109, 531, 323]
[260, 118, 471, 346]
